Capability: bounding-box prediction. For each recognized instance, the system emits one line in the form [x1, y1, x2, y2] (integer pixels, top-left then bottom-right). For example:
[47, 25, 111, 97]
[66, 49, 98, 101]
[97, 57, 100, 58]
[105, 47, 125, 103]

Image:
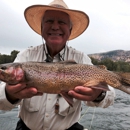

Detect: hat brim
[24, 5, 89, 40]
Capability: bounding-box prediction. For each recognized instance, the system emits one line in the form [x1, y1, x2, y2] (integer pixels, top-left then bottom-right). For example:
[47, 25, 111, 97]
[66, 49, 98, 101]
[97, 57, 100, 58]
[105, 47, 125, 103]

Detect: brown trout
[0, 61, 130, 105]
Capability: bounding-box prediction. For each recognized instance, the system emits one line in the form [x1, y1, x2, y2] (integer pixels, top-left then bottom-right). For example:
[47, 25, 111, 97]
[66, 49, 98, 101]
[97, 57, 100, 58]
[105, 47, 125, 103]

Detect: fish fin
[59, 60, 77, 65]
[96, 65, 107, 70]
[60, 91, 74, 107]
[83, 80, 110, 91]
[116, 72, 130, 94]
[116, 72, 130, 84]
[31, 60, 77, 65]
[0, 69, 9, 82]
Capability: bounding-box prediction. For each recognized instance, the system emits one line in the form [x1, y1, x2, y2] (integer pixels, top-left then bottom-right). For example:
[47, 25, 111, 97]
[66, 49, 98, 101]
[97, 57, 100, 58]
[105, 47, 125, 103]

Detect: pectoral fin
[60, 91, 74, 107]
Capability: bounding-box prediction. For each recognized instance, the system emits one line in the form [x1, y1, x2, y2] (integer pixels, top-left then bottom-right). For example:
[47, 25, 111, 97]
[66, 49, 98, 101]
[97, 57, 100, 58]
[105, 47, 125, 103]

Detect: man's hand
[5, 82, 43, 104]
[68, 86, 103, 101]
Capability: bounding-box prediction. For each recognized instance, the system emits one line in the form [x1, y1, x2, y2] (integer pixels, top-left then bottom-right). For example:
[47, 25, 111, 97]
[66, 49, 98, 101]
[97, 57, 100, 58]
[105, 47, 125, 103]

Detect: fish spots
[1, 61, 130, 95]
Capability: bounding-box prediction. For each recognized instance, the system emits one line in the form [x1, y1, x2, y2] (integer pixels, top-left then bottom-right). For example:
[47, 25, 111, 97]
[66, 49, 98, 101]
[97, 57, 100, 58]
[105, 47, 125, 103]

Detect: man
[0, 0, 115, 130]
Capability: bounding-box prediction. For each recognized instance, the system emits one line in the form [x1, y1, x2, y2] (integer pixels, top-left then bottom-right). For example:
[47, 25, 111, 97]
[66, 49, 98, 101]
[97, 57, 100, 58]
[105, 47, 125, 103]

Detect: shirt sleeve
[14, 49, 29, 62]
[0, 82, 19, 110]
[82, 53, 116, 108]
[85, 86, 115, 108]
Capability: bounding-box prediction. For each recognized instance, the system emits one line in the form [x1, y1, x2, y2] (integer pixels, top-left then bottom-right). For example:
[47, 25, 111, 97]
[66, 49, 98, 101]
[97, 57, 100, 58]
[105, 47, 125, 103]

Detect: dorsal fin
[59, 60, 77, 65]
[96, 65, 107, 70]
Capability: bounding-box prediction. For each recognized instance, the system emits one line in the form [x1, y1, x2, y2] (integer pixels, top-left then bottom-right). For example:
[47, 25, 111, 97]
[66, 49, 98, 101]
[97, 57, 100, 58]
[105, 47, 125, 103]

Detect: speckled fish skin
[0, 61, 130, 94]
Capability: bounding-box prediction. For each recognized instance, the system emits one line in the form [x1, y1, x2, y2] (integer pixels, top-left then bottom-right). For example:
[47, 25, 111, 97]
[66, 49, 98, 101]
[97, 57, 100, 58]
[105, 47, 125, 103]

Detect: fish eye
[1, 66, 7, 70]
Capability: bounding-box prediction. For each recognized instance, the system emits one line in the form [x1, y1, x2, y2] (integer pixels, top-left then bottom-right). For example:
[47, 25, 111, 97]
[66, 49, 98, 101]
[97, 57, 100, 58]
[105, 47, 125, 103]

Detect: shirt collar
[44, 44, 67, 62]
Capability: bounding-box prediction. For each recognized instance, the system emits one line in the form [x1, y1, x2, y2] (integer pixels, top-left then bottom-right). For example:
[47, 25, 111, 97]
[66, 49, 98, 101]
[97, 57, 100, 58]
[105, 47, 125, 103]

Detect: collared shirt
[0, 44, 115, 130]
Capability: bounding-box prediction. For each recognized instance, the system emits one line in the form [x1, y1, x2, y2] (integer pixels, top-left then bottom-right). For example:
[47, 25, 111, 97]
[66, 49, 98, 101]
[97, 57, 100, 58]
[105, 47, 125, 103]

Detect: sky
[0, 0, 130, 55]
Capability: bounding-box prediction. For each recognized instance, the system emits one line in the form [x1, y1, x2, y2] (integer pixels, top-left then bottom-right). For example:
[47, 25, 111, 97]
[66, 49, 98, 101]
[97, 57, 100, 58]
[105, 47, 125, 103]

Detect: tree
[0, 50, 19, 64]
[10, 50, 19, 62]
[89, 57, 130, 72]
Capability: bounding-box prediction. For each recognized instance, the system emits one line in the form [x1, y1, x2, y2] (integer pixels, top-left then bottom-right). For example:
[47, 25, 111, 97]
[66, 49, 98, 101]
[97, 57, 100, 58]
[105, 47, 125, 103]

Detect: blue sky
[0, 0, 130, 55]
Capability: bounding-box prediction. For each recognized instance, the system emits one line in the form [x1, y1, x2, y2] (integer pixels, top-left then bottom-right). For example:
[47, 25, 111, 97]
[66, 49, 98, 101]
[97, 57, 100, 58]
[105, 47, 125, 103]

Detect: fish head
[0, 63, 25, 85]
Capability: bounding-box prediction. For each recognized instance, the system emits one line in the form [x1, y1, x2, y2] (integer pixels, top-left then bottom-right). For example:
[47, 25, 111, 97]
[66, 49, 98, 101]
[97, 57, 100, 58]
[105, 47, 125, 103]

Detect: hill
[88, 50, 130, 62]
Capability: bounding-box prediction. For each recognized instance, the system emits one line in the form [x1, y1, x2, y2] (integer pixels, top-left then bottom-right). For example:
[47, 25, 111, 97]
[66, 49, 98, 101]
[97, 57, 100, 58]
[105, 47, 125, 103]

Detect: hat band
[51, 4, 66, 9]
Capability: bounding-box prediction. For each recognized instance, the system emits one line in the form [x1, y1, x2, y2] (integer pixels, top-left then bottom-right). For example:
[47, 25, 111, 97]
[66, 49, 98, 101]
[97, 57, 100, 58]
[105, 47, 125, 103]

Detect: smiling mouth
[48, 33, 63, 36]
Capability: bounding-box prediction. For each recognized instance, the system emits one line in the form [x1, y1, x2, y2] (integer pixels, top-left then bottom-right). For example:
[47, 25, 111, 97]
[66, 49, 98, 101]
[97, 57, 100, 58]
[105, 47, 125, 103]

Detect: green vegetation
[0, 50, 19, 64]
[90, 57, 130, 72]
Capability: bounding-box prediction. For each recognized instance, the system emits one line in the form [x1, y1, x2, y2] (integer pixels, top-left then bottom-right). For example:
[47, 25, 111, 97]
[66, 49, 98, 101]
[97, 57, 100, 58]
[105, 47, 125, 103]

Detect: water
[0, 107, 19, 130]
[80, 90, 130, 130]
[0, 90, 130, 130]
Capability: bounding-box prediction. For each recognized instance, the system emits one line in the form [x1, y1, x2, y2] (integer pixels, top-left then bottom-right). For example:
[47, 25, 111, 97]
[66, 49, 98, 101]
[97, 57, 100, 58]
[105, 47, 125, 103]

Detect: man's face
[41, 10, 71, 49]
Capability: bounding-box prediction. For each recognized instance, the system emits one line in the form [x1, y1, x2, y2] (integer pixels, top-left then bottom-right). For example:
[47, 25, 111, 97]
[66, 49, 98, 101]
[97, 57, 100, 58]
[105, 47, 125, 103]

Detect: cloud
[0, 0, 130, 55]
[0, 1, 42, 54]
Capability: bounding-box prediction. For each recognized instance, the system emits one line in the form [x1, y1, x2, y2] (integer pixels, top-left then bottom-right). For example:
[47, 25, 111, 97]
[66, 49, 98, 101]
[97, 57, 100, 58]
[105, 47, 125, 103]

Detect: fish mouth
[0, 66, 25, 84]
[0, 66, 7, 70]
[0, 69, 7, 80]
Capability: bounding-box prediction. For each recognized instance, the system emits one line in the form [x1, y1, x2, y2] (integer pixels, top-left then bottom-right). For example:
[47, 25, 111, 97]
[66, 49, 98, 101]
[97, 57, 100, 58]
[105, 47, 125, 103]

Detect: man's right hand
[5, 82, 43, 104]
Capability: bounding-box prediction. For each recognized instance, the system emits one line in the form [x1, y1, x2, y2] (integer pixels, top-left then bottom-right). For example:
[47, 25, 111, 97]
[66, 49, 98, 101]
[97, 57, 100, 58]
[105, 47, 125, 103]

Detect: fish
[0, 60, 130, 106]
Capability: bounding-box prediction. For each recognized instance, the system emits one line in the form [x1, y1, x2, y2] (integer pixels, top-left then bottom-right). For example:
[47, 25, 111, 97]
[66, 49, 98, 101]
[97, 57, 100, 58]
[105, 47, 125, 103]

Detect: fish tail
[117, 72, 130, 94]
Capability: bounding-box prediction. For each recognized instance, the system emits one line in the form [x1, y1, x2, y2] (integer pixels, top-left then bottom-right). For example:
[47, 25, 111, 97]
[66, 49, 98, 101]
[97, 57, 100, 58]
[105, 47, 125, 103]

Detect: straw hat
[24, 0, 89, 40]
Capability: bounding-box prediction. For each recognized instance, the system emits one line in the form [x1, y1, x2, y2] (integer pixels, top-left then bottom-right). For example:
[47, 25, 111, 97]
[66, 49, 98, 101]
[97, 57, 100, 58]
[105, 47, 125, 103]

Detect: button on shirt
[0, 44, 115, 130]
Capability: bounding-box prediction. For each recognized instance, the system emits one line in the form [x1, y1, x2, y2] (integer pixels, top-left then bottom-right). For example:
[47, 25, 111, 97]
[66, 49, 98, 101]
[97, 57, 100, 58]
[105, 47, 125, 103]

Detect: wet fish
[0, 61, 130, 106]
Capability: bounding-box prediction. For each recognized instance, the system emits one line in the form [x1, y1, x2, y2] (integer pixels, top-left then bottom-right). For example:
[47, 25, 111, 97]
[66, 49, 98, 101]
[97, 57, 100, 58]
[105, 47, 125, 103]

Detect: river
[0, 89, 130, 130]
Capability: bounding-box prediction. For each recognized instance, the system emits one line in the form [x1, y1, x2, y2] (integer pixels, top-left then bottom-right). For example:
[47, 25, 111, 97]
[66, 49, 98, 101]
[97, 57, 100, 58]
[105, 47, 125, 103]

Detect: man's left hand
[68, 86, 103, 101]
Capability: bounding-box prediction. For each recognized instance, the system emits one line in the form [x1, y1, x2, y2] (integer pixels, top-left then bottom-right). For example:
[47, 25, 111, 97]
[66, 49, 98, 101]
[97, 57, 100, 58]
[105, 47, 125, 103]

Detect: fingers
[5, 83, 43, 103]
[6, 83, 27, 93]
[13, 87, 38, 99]
[68, 86, 103, 101]
[68, 90, 92, 101]
[74, 86, 93, 96]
